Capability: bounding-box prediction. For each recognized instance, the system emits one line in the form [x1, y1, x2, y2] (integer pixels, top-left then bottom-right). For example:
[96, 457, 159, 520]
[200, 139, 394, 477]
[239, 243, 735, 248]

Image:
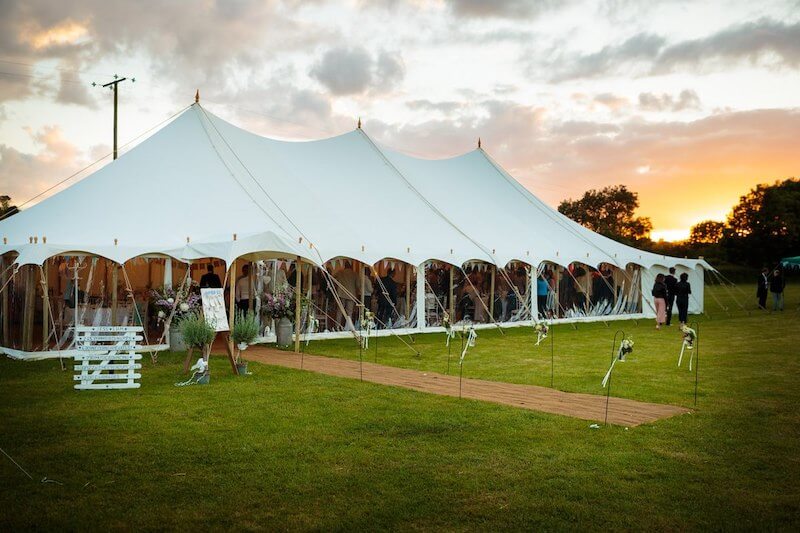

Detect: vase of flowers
[263, 289, 295, 347]
[151, 284, 201, 352]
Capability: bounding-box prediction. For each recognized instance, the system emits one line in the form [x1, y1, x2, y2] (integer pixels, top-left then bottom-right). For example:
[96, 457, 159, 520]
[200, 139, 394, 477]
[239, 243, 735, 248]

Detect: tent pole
[42, 259, 50, 347]
[111, 261, 118, 325]
[489, 265, 496, 320]
[1, 256, 8, 345]
[249, 261, 255, 313]
[416, 263, 425, 329]
[405, 265, 411, 321]
[449, 266, 455, 320]
[229, 259, 237, 331]
[294, 256, 302, 353]
[360, 262, 365, 324]
[23, 265, 35, 351]
[529, 265, 537, 321]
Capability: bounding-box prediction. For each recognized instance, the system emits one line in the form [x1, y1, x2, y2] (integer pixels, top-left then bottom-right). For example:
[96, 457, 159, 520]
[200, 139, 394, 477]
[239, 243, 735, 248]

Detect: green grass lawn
[1, 284, 798, 530]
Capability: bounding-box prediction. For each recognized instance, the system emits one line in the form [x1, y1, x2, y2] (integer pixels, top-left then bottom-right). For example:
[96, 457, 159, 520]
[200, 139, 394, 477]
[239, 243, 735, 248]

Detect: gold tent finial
[195, 89, 199, 104]
[357, 117, 362, 129]
[478, 137, 481, 149]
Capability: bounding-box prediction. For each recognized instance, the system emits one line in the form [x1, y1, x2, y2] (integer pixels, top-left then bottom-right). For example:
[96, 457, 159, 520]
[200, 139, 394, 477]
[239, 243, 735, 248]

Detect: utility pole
[93, 75, 135, 160]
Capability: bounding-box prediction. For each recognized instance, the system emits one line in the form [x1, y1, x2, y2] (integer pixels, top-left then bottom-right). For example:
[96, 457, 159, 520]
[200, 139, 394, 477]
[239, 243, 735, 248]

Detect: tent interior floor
[239, 346, 689, 426]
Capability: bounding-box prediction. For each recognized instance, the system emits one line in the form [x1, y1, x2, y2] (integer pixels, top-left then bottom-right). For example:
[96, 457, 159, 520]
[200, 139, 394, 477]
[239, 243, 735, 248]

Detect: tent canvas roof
[0, 104, 709, 271]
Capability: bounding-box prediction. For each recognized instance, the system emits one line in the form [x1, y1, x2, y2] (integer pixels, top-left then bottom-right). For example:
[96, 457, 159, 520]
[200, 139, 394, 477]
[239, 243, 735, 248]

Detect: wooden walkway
[243, 347, 690, 427]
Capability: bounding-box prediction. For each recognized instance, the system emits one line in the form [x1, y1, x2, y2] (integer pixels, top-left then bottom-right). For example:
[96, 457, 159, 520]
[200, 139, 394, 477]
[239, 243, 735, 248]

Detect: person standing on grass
[757, 268, 770, 309]
[664, 267, 677, 326]
[770, 269, 786, 311]
[652, 273, 667, 329]
[674, 272, 692, 324]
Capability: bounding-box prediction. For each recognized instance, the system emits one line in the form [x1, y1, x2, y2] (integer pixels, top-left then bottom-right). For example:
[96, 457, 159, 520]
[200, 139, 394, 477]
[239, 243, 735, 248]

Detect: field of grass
[0, 284, 798, 530]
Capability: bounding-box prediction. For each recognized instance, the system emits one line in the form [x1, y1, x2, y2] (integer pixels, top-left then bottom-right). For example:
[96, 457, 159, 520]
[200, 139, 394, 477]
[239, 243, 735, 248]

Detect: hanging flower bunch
[618, 338, 634, 361]
[680, 324, 696, 349]
[262, 288, 295, 320]
[534, 321, 549, 346]
[360, 310, 375, 331]
[151, 285, 201, 324]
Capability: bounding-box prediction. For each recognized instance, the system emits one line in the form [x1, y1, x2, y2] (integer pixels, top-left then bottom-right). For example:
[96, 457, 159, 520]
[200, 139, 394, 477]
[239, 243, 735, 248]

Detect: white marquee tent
[0, 102, 710, 347]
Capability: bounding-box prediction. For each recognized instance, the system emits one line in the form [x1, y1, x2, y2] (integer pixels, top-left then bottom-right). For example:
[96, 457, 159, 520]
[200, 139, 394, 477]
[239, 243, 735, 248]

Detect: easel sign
[185, 288, 238, 375]
[201, 288, 229, 332]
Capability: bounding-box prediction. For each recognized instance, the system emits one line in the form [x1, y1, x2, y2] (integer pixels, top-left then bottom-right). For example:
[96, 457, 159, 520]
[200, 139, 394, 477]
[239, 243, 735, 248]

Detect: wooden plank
[76, 326, 142, 333]
[78, 335, 143, 342]
[73, 353, 141, 361]
[74, 373, 141, 381]
[73, 363, 142, 371]
[75, 383, 141, 390]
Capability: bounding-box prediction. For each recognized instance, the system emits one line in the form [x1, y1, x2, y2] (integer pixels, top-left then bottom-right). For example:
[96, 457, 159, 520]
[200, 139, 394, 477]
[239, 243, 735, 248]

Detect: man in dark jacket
[664, 267, 677, 326]
[377, 269, 398, 326]
[757, 268, 769, 310]
[770, 269, 786, 311]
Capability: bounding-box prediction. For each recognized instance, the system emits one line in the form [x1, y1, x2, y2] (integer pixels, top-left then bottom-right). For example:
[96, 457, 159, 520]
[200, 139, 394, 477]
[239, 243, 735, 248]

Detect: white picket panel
[73, 363, 142, 371]
[73, 326, 142, 391]
[75, 382, 142, 390]
[74, 353, 143, 361]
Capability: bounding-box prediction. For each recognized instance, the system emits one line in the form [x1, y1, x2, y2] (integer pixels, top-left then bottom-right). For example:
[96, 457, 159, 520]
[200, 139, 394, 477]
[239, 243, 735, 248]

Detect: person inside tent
[362, 267, 374, 314]
[333, 262, 358, 331]
[200, 264, 222, 289]
[377, 268, 398, 327]
[235, 264, 251, 313]
[537, 272, 549, 319]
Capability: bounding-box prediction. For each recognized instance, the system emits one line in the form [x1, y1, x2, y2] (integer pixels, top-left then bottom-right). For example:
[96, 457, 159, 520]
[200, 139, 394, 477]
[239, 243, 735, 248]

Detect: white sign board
[201, 288, 229, 332]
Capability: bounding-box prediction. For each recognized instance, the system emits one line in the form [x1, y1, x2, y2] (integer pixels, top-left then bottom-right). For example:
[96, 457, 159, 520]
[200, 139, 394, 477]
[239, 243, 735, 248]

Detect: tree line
[558, 179, 800, 275]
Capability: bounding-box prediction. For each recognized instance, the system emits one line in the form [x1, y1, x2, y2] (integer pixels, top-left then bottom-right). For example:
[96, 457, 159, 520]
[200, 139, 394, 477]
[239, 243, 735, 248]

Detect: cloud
[638, 89, 701, 112]
[594, 92, 630, 110]
[549, 18, 800, 81]
[310, 47, 405, 95]
[406, 99, 462, 113]
[550, 33, 666, 81]
[446, 0, 568, 19]
[0, 126, 92, 205]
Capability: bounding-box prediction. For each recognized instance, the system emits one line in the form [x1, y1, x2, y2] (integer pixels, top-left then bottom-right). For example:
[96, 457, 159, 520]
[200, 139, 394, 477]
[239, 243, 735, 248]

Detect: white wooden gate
[73, 326, 143, 390]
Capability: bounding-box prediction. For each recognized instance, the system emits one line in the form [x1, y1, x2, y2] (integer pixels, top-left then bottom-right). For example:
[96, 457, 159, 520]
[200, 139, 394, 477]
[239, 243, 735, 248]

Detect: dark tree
[722, 178, 800, 266]
[558, 185, 652, 244]
[0, 196, 18, 219]
[689, 220, 725, 244]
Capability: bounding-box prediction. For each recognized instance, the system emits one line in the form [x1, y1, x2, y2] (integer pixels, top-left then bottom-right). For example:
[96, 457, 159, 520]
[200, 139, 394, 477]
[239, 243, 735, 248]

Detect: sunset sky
[1, 0, 799, 241]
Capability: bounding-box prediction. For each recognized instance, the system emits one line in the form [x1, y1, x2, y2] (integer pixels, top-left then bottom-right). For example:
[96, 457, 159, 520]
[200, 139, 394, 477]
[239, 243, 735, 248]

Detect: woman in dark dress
[674, 272, 692, 324]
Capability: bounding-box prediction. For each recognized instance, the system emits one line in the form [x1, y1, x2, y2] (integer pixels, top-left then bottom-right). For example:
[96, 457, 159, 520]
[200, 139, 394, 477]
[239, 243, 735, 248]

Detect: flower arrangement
[151, 284, 201, 324]
[680, 324, 696, 349]
[534, 321, 549, 346]
[618, 338, 634, 361]
[360, 310, 375, 349]
[443, 311, 456, 346]
[262, 288, 295, 320]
